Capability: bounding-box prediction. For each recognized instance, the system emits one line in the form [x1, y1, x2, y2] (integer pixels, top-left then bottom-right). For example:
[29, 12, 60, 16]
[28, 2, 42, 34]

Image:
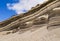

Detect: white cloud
[7, 0, 48, 14]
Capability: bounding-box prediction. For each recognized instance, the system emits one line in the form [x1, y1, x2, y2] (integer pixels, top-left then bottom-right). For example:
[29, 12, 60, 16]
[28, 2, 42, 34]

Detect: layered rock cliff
[0, 0, 60, 41]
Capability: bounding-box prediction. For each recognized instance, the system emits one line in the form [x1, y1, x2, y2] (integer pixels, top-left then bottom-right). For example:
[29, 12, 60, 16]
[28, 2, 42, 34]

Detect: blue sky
[0, 0, 19, 22]
[0, 0, 47, 22]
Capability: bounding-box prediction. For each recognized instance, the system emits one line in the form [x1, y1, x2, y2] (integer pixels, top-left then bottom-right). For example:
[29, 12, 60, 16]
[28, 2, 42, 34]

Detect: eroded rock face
[47, 7, 60, 30]
[0, 0, 60, 41]
[33, 17, 47, 25]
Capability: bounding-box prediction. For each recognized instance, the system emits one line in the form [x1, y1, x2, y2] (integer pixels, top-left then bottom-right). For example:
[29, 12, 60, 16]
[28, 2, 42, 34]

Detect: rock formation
[0, 0, 60, 41]
[0, 0, 58, 31]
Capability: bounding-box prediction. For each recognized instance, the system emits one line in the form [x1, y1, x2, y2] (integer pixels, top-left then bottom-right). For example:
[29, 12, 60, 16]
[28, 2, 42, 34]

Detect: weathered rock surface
[0, 0, 60, 41]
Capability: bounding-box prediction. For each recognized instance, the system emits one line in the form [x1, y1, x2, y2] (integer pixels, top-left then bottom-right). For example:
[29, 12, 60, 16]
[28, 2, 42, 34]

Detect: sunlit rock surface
[0, 0, 60, 41]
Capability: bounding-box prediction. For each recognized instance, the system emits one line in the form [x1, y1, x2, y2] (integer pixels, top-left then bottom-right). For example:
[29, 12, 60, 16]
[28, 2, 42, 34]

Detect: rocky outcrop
[0, 0, 60, 41]
[47, 8, 60, 30]
[0, 0, 60, 32]
[0, 0, 55, 27]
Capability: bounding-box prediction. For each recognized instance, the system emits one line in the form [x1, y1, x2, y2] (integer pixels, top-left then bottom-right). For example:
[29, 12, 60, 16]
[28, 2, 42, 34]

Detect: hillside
[0, 0, 60, 41]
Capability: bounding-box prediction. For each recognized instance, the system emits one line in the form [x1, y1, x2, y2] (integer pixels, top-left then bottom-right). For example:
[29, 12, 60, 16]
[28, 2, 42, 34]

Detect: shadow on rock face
[33, 17, 48, 25]
[47, 25, 60, 31]
[47, 8, 60, 31]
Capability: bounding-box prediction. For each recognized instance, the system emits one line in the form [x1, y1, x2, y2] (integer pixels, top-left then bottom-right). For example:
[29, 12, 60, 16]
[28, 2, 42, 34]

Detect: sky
[0, 0, 47, 22]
